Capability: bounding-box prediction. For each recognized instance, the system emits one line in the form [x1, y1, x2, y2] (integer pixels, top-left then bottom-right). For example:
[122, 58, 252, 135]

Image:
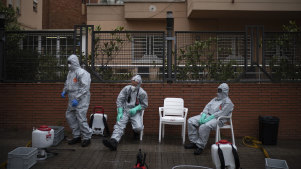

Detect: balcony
[187, 0, 301, 19]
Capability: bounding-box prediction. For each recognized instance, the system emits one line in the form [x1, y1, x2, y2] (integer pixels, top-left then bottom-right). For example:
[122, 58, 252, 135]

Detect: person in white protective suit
[61, 54, 92, 147]
[184, 83, 234, 155]
[103, 75, 148, 151]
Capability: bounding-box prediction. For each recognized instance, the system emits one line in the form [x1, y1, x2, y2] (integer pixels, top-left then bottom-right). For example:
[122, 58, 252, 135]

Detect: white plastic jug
[32, 125, 54, 148]
[211, 140, 238, 169]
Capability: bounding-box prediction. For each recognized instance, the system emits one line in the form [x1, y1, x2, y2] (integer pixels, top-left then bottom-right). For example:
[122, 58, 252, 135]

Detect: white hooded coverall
[187, 83, 234, 149]
[63, 54, 92, 140]
[111, 75, 148, 142]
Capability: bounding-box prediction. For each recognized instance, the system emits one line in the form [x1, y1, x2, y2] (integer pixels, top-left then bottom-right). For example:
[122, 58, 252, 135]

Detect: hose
[242, 136, 270, 158]
[26, 140, 32, 147]
[0, 162, 6, 169]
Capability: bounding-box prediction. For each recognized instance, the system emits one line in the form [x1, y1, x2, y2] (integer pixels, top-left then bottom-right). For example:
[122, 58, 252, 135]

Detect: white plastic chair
[159, 98, 188, 144]
[215, 114, 235, 146]
[139, 110, 144, 141]
[117, 109, 144, 141]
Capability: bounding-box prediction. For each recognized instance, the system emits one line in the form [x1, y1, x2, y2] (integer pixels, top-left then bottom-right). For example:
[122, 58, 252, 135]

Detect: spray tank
[32, 125, 54, 160]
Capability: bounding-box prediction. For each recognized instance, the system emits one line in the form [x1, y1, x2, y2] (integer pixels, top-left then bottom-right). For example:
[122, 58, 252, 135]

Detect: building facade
[42, 0, 86, 29]
[4, 0, 43, 30]
[2, 0, 301, 30]
[86, 0, 301, 31]
[2, 0, 86, 30]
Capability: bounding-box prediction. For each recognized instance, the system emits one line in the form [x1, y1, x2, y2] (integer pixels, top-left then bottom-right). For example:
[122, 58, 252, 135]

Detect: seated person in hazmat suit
[61, 54, 93, 147]
[103, 75, 148, 151]
[184, 83, 234, 155]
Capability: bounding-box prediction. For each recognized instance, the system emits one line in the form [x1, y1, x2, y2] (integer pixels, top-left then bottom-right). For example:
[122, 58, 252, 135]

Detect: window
[132, 35, 164, 59]
[7, 0, 13, 8]
[16, 0, 21, 15]
[217, 34, 244, 61]
[33, 0, 38, 12]
[138, 67, 149, 79]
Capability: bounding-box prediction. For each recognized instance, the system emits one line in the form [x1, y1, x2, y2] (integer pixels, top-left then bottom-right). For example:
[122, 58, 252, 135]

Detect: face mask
[68, 64, 71, 69]
[217, 88, 223, 100]
[131, 85, 136, 91]
[217, 93, 222, 99]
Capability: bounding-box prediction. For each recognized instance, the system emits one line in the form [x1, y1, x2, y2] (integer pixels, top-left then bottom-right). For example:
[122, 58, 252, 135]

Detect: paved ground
[0, 129, 300, 169]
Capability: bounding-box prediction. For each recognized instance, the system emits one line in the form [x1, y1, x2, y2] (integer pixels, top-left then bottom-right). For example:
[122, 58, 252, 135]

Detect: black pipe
[166, 11, 174, 83]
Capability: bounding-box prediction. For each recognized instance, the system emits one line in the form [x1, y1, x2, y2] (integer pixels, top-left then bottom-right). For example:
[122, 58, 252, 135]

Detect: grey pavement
[0, 129, 300, 169]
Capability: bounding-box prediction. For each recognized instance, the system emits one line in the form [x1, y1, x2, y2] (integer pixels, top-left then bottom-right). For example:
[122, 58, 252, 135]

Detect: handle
[93, 106, 104, 114]
[216, 139, 231, 145]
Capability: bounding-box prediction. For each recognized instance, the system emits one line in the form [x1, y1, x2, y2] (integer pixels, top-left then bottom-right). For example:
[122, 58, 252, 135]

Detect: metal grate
[175, 31, 245, 82]
[92, 31, 165, 82]
[4, 31, 74, 82]
[264, 32, 301, 81]
[2, 29, 300, 83]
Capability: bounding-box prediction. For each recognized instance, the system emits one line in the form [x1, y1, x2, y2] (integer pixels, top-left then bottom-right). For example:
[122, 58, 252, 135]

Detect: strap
[127, 87, 132, 103]
[231, 144, 241, 169]
[217, 144, 225, 169]
[135, 88, 140, 106]
[102, 114, 110, 136]
[89, 114, 94, 128]
[128, 87, 140, 106]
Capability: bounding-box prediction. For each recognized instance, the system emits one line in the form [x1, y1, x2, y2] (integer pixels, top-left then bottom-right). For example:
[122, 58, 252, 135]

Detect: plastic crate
[265, 158, 289, 169]
[49, 126, 64, 146]
[7, 147, 38, 169]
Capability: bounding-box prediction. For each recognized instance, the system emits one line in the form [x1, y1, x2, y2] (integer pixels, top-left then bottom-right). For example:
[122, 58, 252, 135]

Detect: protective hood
[217, 83, 229, 100]
[131, 75, 142, 89]
[67, 54, 80, 71]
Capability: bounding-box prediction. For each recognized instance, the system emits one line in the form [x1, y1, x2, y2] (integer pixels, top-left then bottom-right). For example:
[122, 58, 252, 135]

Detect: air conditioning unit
[108, 0, 115, 4]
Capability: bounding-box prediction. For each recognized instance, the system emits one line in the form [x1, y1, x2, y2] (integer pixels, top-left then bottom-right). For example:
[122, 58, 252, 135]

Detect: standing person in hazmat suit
[184, 83, 234, 155]
[61, 54, 92, 147]
[103, 75, 148, 151]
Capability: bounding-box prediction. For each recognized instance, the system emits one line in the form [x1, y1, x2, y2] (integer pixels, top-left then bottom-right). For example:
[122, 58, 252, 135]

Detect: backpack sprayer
[89, 106, 110, 136]
[211, 140, 241, 169]
[132, 149, 148, 169]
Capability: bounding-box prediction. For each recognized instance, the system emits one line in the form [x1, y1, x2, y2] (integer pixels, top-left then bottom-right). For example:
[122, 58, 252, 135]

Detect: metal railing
[175, 31, 246, 82]
[3, 30, 74, 82]
[263, 32, 301, 81]
[175, 31, 301, 82]
[91, 31, 165, 82]
[1, 28, 300, 83]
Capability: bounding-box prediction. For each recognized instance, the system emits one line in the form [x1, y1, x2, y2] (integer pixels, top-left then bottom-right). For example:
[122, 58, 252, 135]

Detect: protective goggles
[218, 88, 222, 93]
[67, 61, 71, 64]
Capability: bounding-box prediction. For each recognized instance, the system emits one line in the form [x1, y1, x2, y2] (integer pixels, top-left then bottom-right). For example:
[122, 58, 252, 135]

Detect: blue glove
[199, 113, 207, 124]
[61, 91, 66, 98]
[117, 107, 123, 122]
[203, 114, 215, 124]
[72, 99, 78, 107]
[129, 104, 142, 116]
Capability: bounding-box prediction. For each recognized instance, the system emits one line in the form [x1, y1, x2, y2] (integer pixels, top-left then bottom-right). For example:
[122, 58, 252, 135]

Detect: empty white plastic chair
[159, 98, 188, 144]
[215, 114, 235, 146]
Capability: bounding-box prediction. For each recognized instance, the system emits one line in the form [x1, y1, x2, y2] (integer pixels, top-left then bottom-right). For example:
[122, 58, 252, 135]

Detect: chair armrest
[217, 115, 231, 121]
[159, 107, 164, 117]
[183, 108, 188, 119]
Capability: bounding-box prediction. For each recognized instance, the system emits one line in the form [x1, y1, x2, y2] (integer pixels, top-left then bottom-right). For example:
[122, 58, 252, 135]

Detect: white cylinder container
[32, 126, 54, 148]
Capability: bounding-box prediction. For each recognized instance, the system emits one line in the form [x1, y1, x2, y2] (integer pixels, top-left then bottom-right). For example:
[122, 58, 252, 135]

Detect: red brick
[0, 83, 301, 139]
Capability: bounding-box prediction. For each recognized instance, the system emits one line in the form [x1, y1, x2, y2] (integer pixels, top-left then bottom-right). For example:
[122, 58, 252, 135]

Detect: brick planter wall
[0, 83, 300, 139]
